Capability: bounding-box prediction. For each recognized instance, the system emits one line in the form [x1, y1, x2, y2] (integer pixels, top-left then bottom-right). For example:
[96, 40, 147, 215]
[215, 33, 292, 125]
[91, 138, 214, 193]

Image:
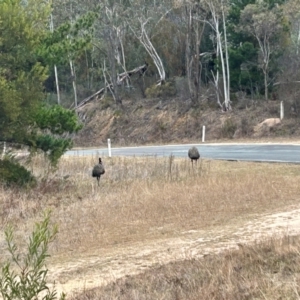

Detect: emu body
[188, 146, 200, 167]
[92, 158, 105, 185]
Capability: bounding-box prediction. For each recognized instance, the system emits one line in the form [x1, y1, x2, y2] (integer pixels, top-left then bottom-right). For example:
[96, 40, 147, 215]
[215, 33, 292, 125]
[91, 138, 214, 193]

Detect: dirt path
[47, 205, 300, 298]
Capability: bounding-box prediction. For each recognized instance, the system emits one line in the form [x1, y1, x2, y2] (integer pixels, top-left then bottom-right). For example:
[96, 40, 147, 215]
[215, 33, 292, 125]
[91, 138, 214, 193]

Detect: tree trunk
[50, 13, 61, 105]
[108, 31, 122, 105]
[69, 60, 78, 107]
[194, 12, 200, 102]
[264, 68, 268, 101]
[54, 65, 61, 105]
[205, 0, 231, 110]
[186, 6, 194, 101]
[222, 2, 231, 109]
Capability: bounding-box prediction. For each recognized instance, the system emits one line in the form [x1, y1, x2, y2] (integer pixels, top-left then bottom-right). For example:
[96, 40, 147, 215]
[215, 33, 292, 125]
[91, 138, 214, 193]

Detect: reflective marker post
[107, 139, 112, 157]
[280, 101, 284, 120]
[202, 126, 206, 143]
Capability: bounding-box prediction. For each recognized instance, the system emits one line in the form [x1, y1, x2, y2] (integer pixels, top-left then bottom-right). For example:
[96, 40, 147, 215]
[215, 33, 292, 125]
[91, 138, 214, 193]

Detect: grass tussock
[1, 155, 300, 298]
[72, 235, 300, 300]
[1, 156, 300, 251]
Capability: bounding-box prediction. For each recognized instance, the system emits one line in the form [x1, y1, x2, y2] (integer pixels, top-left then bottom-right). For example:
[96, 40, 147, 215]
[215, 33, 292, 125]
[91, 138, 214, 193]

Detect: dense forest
[43, 0, 300, 112]
[2, 0, 300, 111]
[1, 0, 300, 162]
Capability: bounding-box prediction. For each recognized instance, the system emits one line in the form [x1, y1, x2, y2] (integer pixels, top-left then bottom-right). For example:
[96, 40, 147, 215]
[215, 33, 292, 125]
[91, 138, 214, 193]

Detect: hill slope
[74, 97, 300, 147]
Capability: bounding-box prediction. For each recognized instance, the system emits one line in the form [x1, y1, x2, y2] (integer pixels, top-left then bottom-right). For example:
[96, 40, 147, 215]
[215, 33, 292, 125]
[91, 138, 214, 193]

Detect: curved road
[66, 143, 300, 164]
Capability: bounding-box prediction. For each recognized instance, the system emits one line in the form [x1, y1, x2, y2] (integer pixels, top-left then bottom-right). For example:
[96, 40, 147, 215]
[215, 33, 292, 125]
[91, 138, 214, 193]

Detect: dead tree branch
[75, 63, 148, 110]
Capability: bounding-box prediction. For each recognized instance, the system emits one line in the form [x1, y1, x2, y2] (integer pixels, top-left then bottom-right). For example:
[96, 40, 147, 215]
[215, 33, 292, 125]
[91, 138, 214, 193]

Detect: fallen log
[75, 63, 148, 110]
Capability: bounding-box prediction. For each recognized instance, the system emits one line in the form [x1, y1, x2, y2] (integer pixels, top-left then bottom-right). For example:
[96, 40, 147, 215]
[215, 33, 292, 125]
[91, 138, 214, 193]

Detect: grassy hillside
[74, 96, 300, 147]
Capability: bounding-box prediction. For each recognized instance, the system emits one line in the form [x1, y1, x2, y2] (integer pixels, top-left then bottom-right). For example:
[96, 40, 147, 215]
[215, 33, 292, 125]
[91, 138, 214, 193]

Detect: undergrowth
[72, 235, 300, 300]
[1, 156, 300, 298]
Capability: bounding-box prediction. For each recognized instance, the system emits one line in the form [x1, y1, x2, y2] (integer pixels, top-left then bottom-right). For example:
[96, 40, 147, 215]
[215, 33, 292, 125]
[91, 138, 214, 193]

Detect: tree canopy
[0, 0, 82, 168]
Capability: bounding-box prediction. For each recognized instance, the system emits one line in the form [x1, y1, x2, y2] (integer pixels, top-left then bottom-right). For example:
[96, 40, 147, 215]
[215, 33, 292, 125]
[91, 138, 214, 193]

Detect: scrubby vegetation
[73, 235, 300, 300]
[0, 211, 65, 300]
[2, 1, 300, 297]
[1, 156, 300, 298]
[0, 157, 36, 188]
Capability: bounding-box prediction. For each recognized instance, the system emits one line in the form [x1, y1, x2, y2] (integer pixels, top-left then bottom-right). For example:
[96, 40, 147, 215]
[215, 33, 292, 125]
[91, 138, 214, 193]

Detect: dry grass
[1, 155, 300, 298]
[73, 235, 300, 299]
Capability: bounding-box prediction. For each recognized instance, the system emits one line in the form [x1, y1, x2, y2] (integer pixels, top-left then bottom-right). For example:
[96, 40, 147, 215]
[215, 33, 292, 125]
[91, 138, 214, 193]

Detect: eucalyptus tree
[282, 0, 300, 55]
[95, 0, 130, 105]
[47, 0, 96, 106]
[239, 2, 284, 101]
[84, 2, 127, 99]
[127, 0, 175, 85]
[180, 0, 209, 104]
[202, 0, 231, 110]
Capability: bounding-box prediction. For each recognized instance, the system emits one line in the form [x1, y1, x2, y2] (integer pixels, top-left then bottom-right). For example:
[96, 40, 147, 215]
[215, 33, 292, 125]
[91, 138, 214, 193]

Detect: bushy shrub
[100, 96, 114, 109]
[221, 119, 237, 139]
[0, 158, 36, 187]
[241, 118, 250, 136]
[145, 81, 176, 98]
[0, 211, 65, 300]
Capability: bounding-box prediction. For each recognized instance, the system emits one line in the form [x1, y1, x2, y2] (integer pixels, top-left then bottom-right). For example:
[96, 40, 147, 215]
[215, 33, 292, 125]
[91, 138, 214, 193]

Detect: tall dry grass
[1, 156, 300, 253]
[72, 235, 300, 299]
[1, 155, 300, 298]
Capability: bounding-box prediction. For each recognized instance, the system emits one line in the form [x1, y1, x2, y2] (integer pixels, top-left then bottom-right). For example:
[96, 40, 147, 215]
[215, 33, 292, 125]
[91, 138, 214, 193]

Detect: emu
[92, 157, 105, 186]
[188, 146, 200, 167]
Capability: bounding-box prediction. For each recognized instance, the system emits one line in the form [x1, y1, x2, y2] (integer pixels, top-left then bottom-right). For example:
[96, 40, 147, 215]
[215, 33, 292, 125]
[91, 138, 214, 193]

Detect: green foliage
[29, 134, 73, 167]
[26, 105, 83, 166]
[100, 96, 115, 110]
[0, 157, 36, 187]
[0, 0, 49, 142]
[145, 81, 176, 98]
[221, 119, 237, 139]
[34, 105, 83, 135]
[39, 11, 97, 65]
[0, 211, 65, 300]
[229, 42, 263, 93]
[241, 117, 252, 136]
[0, 1, 83, 170]
[227, 0, 288, 95]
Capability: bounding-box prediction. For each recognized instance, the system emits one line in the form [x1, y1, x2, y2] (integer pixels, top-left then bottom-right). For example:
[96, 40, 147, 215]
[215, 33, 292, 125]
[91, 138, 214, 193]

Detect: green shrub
[100, 96, 114, 109]
[113, 109, 123, 117]
[145, 81, 176, 98]
[241, 118, 251, 136]
[221, 119, 237, 139]
[0, 158, 36, 187]
[0, 211, 65, 300]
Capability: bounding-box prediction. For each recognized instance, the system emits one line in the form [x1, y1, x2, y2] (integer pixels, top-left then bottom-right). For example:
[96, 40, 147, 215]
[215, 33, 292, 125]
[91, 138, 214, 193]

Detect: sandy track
[47, 205, 300, 298]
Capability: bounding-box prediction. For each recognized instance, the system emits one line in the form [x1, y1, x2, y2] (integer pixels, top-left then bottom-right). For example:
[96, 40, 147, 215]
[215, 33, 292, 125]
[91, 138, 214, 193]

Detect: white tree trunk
[186, 7, 194, 98]
[117, 27, 130, 88]
[54, 65, 61, 105]
[211, 37, 222, 109]
[206, 0, 231, 110]
[50, 14, 61, 105]
[256, 36, 270, 101]
[222, 2, 231, 109]
[132, 19, 166, 84]
[69, 60, 78, 107]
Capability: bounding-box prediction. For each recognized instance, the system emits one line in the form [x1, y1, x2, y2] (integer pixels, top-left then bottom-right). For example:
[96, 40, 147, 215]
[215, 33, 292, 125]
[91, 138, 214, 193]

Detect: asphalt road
[66, 143, 300, 164]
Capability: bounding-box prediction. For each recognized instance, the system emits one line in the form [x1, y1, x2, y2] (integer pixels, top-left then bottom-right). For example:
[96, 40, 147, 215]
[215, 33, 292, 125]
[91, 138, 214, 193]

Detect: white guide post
[202, 126, 206, 143]
[107, 139, 112, 157]
[280, 101, 284, 120]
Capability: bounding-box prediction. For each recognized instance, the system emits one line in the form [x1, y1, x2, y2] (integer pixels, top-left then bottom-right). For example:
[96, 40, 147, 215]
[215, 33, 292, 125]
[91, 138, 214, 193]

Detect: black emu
[188, 146, 200, 167]
[92, 157, 105, 186]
